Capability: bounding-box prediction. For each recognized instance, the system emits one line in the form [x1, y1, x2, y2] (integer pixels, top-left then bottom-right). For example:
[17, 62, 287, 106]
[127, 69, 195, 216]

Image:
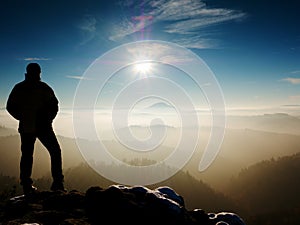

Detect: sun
[134, 62, 152, 75]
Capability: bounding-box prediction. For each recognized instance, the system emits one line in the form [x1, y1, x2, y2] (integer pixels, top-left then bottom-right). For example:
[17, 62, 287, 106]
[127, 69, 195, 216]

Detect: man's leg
[20, 133, 37, 194]
[38, 128, 65, 191]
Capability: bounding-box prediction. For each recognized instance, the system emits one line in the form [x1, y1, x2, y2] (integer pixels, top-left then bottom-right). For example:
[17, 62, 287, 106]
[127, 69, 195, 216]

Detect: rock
[0, 185, 246, 225]
[190, 209, 209, 224]
[216, 222, 229, 225]
[208, 212, 246, 225]
[155, 186, 185, 207]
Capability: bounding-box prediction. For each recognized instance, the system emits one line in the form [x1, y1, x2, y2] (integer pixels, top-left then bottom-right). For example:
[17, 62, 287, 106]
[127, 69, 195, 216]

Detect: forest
[1, 152, 299, 225]
[1, 124, 300, 224]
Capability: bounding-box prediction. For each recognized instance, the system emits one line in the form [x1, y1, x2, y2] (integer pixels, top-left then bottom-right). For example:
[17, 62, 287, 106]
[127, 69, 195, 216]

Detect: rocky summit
[0, 185, 246, 225]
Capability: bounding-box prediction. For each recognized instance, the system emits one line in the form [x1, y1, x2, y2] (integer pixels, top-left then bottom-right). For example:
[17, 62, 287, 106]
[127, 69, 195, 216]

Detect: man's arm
[48, 91, 59, 120]
[6, 86, 21, 120]
[42, 83, 59, 121]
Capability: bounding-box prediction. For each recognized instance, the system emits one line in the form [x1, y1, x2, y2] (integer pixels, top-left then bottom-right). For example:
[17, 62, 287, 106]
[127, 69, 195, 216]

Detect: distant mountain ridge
[1, 124, 300, 192]
[147, 102, 174, 109]
[0, 125, 17, 137]
[1, 124, 300, 224]
[227, 113, 300, 135]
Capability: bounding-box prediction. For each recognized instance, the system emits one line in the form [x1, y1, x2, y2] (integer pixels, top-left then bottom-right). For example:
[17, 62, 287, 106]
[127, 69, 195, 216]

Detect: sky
[0, 0, 300, 111]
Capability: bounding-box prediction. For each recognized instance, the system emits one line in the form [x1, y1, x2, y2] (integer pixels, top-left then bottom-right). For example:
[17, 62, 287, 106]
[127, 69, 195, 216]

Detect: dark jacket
[6, 78, 59, 133]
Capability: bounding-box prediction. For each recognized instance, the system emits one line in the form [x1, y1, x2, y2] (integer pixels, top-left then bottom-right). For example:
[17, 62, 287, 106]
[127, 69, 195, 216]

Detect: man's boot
[51, 181, 67, 192]
[23, 184, 38, 196]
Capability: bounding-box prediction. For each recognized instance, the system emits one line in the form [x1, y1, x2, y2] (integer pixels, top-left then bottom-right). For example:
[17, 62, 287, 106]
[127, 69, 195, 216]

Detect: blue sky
[0, 0, 300, 110]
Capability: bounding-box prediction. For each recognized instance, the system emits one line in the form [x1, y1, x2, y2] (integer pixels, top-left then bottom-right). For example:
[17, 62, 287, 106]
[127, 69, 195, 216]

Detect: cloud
[24, 57, 51, 61]
[126, 42, 195, 64]
[288, 95, 300, 101]
[66, 75, 92, 80]
[291, 70, 300, 74]
[78, 15, 97, 45]
[280, 77, 300, 84]
[109, 0, 246, 48]
[171, 36, 217, 49]
[152, 0, 245, 34]
[163, 12, 245, 34]
[282, 104, 300, 108]
[109, 17, 138, 41]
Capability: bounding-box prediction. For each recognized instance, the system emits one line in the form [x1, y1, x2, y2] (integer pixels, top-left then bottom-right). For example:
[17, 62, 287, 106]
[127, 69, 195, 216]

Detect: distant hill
[1, 124, 300, 193]
[0, 134, 85, 178]
[226, 152, 300, 225]
[147, 102, 174, 109]
[0, 125, 17, 137]
[1, 125, 300, 224]
[0, 160, 240, 219]
[33, 161, 237, 213]
[227, 113, 300, 135]
[185, 128, 300, 190]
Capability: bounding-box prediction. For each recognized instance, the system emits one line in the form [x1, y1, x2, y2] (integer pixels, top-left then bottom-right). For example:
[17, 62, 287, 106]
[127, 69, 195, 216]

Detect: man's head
[25, 63, 41, 81]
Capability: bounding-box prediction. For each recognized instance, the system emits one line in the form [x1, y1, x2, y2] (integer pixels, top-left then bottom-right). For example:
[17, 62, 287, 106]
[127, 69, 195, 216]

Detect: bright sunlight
[134, 62, 152, 75]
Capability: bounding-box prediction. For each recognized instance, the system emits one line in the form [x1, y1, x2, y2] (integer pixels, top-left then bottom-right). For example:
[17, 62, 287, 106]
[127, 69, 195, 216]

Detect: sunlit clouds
[78, 15, 97, 46]
[107, 0, 246, 48]
[290, 70, 300, 74]
[23, 57, 51, 61]
[288, 95, 300, 101]
[280, 77, 300, 84]
[66, 75, 93, 80]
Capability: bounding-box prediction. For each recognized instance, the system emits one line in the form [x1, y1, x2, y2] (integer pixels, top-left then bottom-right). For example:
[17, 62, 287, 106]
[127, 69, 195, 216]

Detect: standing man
[6, 63, 66, 195]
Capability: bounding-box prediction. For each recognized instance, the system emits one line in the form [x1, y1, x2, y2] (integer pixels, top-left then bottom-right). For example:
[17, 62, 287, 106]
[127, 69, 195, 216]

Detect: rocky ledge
[0, 185, 246, 225]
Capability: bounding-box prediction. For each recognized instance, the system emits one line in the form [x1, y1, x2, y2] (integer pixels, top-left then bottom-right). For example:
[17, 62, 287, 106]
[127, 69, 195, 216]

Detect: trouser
[19, 129, 64, 186]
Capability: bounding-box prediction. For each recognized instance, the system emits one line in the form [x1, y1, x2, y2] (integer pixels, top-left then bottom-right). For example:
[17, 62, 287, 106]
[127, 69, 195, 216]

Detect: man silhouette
[6, 63, 66, 195]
